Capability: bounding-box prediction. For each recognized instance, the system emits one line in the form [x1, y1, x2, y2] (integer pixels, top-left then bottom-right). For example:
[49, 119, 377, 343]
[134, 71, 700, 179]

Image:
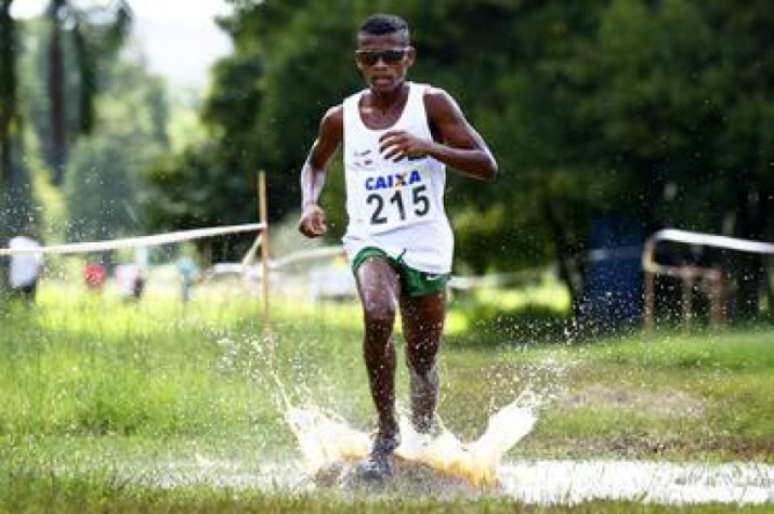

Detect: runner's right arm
[298, 105, 344, 238]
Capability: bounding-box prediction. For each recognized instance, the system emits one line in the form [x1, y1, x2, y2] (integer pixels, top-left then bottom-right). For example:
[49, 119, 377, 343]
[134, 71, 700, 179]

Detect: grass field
[1, 283, 773, 513]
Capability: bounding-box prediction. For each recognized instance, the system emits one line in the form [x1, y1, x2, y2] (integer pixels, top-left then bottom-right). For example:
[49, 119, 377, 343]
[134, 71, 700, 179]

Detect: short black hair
[359, 14, 410, 41]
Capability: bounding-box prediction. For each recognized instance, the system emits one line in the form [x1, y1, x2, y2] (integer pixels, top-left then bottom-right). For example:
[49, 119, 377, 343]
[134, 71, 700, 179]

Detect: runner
[298, 13, 497, 480]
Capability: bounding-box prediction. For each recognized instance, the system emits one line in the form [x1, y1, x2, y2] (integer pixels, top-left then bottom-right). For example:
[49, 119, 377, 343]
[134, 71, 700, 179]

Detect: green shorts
[351, 247, 451, 297]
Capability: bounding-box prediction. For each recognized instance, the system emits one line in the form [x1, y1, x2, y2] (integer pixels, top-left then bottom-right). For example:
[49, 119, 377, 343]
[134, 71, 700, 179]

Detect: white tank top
[342, 82, 453, 274]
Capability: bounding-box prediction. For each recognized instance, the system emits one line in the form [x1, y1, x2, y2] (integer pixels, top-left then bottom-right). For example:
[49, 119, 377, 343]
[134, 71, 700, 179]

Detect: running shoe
[355, 429, 401, 481]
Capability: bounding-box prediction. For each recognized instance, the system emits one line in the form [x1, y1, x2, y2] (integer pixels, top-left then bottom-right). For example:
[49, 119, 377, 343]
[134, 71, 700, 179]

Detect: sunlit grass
[4, 471, 771, 514]
[466, 271, 570, 311]
[1, 284, 772, 511]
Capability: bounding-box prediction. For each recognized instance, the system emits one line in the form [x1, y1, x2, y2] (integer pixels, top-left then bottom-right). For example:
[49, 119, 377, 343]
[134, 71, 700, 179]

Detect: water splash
[283, 391, 539, 489]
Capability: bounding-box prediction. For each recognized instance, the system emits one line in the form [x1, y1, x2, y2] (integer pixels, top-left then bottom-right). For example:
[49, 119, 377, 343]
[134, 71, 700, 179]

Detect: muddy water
[151, 456, 774, 505]
[284, 392, 539, 488]
[498, 460, 774, 504]
[145, 365, 774, 505]
[267, 392, 773, 504]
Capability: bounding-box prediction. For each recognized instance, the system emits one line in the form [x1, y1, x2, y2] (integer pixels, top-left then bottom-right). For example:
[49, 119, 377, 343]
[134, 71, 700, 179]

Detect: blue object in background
[582, 217, 644, 328]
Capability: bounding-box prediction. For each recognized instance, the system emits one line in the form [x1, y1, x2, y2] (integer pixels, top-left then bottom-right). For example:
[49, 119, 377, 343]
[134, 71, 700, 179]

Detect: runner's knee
[363, 298, 396, 327]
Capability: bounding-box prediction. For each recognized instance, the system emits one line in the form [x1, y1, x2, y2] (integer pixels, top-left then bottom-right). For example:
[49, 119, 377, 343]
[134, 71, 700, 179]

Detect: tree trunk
[0, 0, 16, 297]
[731, 179, 768, 322]
[542, 197, 585, 331]
[767, 260, 774, 324]
[49, 0, 67, 185]
[0, 0, 15, 181]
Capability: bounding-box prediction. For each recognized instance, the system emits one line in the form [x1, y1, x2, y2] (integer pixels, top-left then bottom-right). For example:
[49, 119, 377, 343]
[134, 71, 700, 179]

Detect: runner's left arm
[379, 88, 497, 180]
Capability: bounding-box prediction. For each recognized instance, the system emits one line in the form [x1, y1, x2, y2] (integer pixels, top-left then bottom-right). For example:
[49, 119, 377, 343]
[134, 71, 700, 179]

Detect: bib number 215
[367, 185, 430, 226]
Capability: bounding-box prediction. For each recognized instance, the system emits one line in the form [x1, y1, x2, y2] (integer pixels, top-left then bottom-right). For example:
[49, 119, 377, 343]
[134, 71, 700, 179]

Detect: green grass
[5, 471, 773, 514]
[1, 283, 773, 512]
[440, 331, 774, 460]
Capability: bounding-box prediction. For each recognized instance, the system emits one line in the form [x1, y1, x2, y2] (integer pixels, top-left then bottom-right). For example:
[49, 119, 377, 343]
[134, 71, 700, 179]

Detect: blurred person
[133, 247, 149, 301]
[176, 255, 199, 303]
[297, 14, 497, 479]
[84, 262, 107, 291]
[8, 235, 44, 302]
[115, 262, 144, 301]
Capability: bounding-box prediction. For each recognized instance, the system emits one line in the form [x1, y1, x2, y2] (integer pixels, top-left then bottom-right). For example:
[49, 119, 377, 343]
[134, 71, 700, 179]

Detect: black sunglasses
[355, 48, 408, 66]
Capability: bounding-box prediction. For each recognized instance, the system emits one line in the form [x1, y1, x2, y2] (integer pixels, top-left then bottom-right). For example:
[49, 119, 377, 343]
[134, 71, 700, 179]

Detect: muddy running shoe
[412, 414, 441, 438]
[355, 429, 401, 481]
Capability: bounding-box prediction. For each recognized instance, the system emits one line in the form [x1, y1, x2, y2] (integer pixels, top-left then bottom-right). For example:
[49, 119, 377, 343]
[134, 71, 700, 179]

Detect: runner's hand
[379, 130, 433, 162]
[298, 204, 328, 238]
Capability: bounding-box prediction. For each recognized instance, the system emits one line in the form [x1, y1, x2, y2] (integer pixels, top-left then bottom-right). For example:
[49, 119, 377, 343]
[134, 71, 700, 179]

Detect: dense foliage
[1, 1, 772, 322]
[0, 0, 135, 287]
[144, 0, 773, 321]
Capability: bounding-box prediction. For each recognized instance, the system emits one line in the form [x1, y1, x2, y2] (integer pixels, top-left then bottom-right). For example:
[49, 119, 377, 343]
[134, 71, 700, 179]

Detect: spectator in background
[115, 262, 142, 301]
[84, 262, 107, 291]
[176, 255, 199, 303]
[116, 247, 149, 302]
[8, 235, 44, 302]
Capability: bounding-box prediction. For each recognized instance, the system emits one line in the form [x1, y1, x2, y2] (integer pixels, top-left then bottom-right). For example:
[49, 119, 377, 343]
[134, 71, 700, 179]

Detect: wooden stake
[681, 274, 694, 333]
[710, 269, 726, 328]
[644, 271, 655, 333]
[259, 171, 270, 327]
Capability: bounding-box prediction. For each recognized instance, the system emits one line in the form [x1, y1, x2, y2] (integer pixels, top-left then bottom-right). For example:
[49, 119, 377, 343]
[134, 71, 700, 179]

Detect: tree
[701, 0, 774, 319]
[0, 0, 16, 294]
[145, 0, 363, 257]
[0, 0, 17, 188]
[64, 59, 169, 247]
[0, 0, 36, 295]
[152, 0, 774, 324]
[566, 0, 774, 321]
[45, 0, 132, 184]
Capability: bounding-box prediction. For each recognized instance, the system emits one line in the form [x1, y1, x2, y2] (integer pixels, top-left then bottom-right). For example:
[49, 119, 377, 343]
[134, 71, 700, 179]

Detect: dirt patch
[560, 384, 705, 418]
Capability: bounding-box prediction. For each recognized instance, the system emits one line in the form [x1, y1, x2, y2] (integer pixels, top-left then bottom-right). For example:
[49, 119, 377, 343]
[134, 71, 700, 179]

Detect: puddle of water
[107, 361, 774, 505]
[145, 454, 774, 505]
[498, 459, 774, 505]
[272, 385, 773, 504]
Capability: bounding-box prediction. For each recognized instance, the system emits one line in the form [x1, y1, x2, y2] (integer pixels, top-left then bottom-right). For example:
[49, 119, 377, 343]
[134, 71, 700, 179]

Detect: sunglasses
[355, 48, 408, 66]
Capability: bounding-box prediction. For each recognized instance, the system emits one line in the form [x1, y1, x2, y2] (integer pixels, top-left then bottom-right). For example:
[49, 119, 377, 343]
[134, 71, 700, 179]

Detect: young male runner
[298, 14, 497, 478]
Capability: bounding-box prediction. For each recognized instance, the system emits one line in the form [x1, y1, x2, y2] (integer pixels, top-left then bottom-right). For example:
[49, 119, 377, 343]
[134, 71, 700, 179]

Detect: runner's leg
[355, 256, 401, 438]
[400, 289, 446, 433]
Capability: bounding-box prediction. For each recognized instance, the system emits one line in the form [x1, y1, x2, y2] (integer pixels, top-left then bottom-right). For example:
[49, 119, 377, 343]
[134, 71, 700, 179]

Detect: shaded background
[0, 0, 772, 331]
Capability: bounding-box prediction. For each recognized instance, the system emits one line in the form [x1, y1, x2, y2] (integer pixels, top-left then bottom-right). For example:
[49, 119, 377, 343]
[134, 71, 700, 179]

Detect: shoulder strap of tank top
[404, 82, 432, 136]
[343, 90, 365, 134]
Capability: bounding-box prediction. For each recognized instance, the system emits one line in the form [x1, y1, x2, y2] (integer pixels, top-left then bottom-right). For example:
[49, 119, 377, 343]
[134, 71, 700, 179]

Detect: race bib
[361, 166, 435, 234]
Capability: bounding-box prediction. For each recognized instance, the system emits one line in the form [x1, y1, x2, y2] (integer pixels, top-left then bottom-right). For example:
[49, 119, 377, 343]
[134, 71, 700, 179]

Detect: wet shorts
[351, 247, 451, 297]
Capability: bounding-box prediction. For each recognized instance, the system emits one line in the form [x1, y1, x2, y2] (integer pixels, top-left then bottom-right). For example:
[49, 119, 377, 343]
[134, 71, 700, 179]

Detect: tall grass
[1, 284, 773, 511]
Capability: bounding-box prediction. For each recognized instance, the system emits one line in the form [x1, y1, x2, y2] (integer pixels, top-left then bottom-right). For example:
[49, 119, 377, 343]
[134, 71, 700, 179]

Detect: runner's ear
[405, 46, 416, 67]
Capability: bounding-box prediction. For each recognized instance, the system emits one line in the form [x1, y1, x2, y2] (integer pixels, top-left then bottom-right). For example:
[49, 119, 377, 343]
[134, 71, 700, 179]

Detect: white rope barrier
[270, 246, 346, 270]
[642, 228, 774, 275]
[642, 228, 774, 331]
[647, 228, 774, 258]
[0, 223, 266, 256]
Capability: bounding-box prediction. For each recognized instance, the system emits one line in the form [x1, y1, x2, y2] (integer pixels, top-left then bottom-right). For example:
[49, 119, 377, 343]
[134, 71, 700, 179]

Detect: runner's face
[355, 33, 415, 95]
